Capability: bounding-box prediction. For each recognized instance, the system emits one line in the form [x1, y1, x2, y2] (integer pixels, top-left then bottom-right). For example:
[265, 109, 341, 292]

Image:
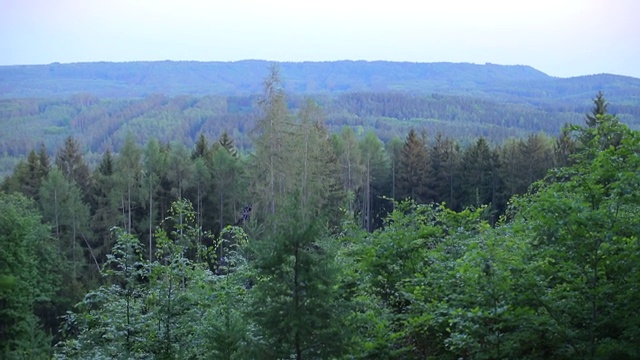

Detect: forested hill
[2, 60, 640, 105]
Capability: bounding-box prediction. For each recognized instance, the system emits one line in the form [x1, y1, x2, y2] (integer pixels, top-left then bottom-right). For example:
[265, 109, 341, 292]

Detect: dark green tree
[397, 129, 431, 204]
[248, 198, 349, 359]
[0, 193, 60, 359]
[55, 136, 90, 200]
[585, 91, 608, 128]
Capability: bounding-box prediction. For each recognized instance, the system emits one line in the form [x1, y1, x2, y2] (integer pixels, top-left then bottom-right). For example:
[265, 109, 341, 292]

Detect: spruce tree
[397, 128, 431, 204]
[248, 198, 348, 359]
[586, 91, 608, 128]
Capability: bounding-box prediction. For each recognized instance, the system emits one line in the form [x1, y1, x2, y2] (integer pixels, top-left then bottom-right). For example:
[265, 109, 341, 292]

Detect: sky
[1, 0, 639, 78]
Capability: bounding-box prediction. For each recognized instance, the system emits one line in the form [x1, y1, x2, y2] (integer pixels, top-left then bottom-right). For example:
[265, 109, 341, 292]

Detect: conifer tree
[248, 199, 348, 359]
[55, 136, 90, 200]
[397, 129, 431, 204]
[586, 91, 608, 128]
[431, 133, 462, 210]
[250, 65, 291, 223]
[89, 149, 119, 264]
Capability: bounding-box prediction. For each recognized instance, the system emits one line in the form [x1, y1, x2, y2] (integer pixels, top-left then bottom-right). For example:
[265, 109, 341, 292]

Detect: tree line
[3, 70, 636, 358]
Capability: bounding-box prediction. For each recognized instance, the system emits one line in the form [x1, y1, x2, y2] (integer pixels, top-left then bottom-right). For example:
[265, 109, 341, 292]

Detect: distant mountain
[2, 60, 639, 107]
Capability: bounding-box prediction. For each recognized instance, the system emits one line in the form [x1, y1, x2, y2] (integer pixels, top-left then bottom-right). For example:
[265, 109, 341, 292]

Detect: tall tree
[554, 124, 577, 168]
[0, 192, 60, 359]
[165, 141, 194, 201]
[250, 65, 291, 224]
[585, 90, 608, 128]
[431, 133, 462, 210]
[386, 136, 404, 206]
[461, 138, 504, 221]
[248, 200, 348, 359]
[359, 130, 389, 231]
[142, 137, 166, 260]
[115, 134, 143, 234]
[397, 129, 431, 204]
[191, 132, 211, 160]
[89, 149, 119, 264]
[332, 126, 363, 214]
[55, 136, 90, 200]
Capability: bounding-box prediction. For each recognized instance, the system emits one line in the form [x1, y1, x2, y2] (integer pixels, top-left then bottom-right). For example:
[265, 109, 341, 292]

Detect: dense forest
[2, 61, 640, 179]
[2, 65, 639, 358]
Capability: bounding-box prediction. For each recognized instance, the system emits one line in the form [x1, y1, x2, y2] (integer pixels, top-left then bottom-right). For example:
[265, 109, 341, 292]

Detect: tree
[248, 198, 349, 359]
[218, 131, 238, 158]
[20, 144, 50, 201]
[397, 128, 431, 204]
[586, 91, 608, 128]
[142, 137, 166, 260]
[115, 133, 142, 234]
[431, 133, 462, 210]
[165, 141, 193, 201]
[191, 132, 211, 160]
[359, 130, 389, 231]
[0, 192, 60, 359]
[554, 124, 577, 168]
[55, 136, 90, 200]
[386, 136, 404, 206]
[89, 149, 119, 264]
[515, 116, 640, 358]
[332, 126, 363, 214]
[250, 65, 292, 225]
[39, 169, 95, 280]
[461, 138, 504, 220]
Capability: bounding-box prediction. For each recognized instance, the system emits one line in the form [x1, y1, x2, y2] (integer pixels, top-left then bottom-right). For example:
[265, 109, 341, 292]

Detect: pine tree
[248, 199, 348, 359]
[554, 125, 577, 168]
[55, 136, 90, 200]
[90, 149, 119, 264]
[218, 131, 238, 158]
[397, 129, 431, 204]
[431, 134, 462, 210]
[586, 91, 608, 128]
[191, 132, 211, 160]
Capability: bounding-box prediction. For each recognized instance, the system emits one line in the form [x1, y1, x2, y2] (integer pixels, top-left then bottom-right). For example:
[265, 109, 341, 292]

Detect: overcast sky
[1, 0, 639, 78]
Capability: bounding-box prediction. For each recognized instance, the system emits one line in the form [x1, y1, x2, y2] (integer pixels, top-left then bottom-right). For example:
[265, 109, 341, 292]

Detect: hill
[2, 60, 640, 106]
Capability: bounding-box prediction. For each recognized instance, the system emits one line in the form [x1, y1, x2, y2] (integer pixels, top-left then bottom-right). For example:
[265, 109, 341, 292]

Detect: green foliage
[55, 200, 253, 360]
[248, 196, 350, 359]
[0, 192, 59, 359]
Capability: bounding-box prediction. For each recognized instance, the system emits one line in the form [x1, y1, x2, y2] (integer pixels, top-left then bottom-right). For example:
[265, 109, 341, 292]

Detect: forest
[1, 66, 640, 359]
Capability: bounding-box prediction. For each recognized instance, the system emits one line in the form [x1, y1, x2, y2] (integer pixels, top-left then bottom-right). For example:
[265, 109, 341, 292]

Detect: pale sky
[1, 0, 639, 78]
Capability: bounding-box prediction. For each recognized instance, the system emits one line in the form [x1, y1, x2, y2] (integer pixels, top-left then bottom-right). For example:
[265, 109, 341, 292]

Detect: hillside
[2, 60, 640, 179]
[2, 60, 640, 106]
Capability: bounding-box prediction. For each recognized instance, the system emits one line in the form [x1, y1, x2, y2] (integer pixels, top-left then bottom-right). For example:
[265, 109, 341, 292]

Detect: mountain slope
[2, 60, 639, 106]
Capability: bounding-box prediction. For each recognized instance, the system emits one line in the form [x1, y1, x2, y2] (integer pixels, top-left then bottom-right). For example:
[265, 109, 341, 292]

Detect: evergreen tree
[218, 131, 238, 158]
[461, 138, 504, 221]
[431, 133, 462, 210]
[89, 149, 119, 264]
[554, 124, 577, 168]
[55, 136, 90, 200]
[586, 90, 608, 128]
[248, 199, 348, 359]
[397, 128, 431, 204]
[191, 132, 211, 160]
